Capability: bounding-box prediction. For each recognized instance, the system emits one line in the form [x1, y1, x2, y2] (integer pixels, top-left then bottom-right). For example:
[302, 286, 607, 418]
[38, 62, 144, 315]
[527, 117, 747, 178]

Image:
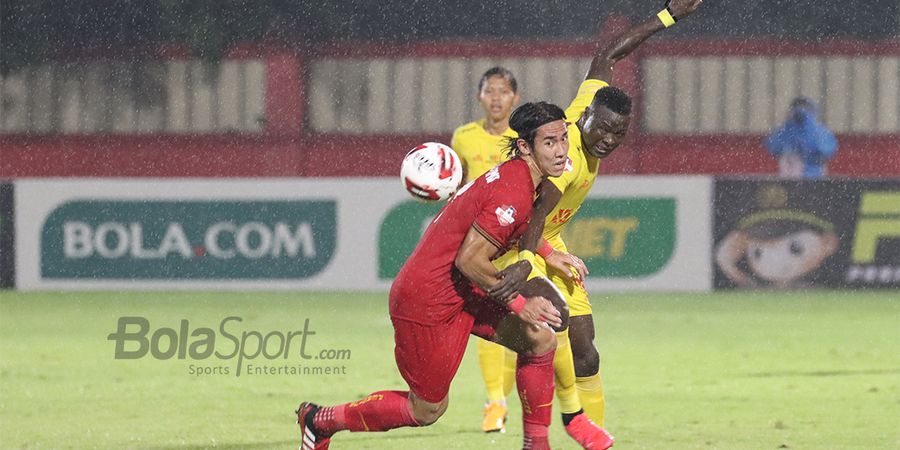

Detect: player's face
[523, 120, 569, 178]
[580, 105, 630, 159]
[478, 76, 519, 122]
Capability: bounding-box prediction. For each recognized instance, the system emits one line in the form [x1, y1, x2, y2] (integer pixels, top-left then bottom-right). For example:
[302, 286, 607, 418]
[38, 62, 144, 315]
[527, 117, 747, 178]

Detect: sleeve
[564, 79, 609, 122]
[472, 173, 534, 249]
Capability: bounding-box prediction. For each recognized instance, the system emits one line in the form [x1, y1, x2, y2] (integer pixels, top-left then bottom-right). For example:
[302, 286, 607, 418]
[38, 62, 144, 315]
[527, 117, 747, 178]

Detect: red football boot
[564, 413, 614, 450]
[296, 402, 331, 450]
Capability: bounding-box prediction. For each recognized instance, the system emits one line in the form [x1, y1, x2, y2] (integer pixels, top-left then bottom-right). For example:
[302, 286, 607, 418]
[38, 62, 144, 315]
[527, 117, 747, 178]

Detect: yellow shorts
[493, 240, 592, 317]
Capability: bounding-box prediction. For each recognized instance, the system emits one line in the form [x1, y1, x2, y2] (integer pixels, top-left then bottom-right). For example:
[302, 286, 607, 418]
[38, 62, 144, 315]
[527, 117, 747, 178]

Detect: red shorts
[391, 293, 510, 404]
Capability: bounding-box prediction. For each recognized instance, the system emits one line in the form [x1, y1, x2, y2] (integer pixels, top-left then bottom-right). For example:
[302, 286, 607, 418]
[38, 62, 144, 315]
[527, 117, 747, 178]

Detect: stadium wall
[2, 36, 899, 178]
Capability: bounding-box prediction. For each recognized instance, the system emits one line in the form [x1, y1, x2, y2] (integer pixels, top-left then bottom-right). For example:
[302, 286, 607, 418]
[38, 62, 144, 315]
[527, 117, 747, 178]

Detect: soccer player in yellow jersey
[452, 67, 520, 184]
[450, 67, 521, 433]
[491, 1, 704, 448]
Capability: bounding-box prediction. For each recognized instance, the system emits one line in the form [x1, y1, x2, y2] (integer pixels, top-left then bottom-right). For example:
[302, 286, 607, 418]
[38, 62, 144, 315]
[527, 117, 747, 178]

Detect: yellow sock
[576, 373, 605, 425]
[476, 338, 508, 402]
[501, 348, 517, 397]
[553, 329, 582, 414]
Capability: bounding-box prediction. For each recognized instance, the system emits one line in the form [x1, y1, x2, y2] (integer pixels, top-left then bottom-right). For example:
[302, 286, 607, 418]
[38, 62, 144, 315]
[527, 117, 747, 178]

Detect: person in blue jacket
[765, 97, 838, 178]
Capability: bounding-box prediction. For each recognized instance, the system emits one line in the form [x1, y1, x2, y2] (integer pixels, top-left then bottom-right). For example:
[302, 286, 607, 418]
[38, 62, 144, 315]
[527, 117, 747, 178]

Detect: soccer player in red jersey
[296, 102, 571, 450]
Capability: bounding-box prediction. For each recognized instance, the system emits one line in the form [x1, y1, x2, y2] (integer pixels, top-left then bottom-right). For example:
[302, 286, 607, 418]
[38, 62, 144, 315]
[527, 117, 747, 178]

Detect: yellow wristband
[657, 8, 676, 28]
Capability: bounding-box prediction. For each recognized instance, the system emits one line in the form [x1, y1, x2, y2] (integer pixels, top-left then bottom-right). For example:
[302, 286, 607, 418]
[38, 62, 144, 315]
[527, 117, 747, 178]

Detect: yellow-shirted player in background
[489, 1, 705, 448]
[450, 66, 521, 434]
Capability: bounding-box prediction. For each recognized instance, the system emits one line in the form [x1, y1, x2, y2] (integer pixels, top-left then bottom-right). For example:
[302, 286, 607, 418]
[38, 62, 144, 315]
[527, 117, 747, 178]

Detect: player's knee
[573, 346, 600, 377]
[527, 326, 557, 355]
[410, 396, 448, 426]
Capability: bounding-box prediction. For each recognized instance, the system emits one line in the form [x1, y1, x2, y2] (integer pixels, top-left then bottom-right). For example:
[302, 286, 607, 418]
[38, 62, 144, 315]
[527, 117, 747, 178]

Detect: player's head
[506, 101, 569, 178]
[477, 67, 520, 123]
[789, 96, 817, 123]
[578, 86, 632, 159]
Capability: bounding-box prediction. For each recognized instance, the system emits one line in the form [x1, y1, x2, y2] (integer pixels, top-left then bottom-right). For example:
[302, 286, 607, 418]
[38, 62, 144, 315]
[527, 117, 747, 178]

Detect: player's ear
[516, 138, 531, 156]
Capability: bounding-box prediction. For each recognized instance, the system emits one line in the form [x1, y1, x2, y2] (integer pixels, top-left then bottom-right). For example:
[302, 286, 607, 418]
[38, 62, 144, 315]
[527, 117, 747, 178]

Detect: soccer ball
[400, 142, 463, 202]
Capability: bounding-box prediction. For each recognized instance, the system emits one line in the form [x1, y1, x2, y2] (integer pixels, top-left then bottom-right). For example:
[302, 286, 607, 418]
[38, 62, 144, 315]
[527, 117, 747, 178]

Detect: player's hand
[517, 296, 563, 329]
[665, 0, 703, 19]
[489, 260, 531, 301]
[544, 250, 589, 281]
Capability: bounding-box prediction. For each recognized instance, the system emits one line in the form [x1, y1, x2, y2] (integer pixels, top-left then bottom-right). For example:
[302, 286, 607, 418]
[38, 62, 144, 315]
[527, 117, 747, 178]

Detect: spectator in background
[765, 97, 838, 178]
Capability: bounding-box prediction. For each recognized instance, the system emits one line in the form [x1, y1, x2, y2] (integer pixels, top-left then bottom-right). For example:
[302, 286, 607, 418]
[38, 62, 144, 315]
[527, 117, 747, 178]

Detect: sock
[517, 349, 555, 449]
[314, 390, 420, 435]
[553, 328, 582, 415]
[477, 338, 509, 402]
[501, 348, 517, 398]
[576, 373, 606, 426]
[561, 408, 584, 427]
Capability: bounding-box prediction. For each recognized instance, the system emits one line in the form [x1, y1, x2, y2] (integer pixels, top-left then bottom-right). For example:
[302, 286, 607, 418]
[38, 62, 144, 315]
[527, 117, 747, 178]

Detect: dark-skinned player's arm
[488, 180, 564, 301]
[586, 0, 703, 82]
[490, 180, 588, 304]
[455, 226, 562, 328]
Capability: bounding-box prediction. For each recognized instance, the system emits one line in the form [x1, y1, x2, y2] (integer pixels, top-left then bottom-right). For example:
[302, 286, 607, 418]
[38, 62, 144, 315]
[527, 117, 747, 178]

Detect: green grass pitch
[1, 290, 898, 449]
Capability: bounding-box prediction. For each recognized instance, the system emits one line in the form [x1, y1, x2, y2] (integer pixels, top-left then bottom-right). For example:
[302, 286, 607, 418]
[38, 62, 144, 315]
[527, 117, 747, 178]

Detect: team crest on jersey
[495, 205, 517, 226]
[564, 157, 574, 172]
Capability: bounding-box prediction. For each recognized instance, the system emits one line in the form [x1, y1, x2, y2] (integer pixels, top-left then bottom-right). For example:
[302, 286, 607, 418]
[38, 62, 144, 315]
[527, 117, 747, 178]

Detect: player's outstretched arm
[586, 0, 703, 82]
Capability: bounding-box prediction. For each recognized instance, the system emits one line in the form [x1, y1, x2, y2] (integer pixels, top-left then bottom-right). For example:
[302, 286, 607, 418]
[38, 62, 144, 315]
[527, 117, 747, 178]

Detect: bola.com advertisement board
[713, 178, 900, 289]
[16, 177, 712, 291]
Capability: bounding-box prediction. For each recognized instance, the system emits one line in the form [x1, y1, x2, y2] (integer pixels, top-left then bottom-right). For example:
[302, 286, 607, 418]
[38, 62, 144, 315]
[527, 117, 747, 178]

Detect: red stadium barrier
[1, 20, 898, 178]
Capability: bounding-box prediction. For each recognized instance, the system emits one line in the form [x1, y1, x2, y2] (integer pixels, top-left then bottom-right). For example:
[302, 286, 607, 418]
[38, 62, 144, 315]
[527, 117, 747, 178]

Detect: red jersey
[390, 158, 536, 325]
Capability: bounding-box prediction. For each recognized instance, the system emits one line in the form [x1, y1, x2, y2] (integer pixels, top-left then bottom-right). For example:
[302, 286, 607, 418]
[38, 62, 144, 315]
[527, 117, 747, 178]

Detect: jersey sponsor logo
[551, 208, 574, 224]
[495, 205, 517, 227]
[485, 167, 501, 183]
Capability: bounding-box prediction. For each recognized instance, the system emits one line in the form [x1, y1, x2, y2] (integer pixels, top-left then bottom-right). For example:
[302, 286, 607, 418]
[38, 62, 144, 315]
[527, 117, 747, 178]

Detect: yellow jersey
[544, 79, 609, 243]
[450, 119, 517, 182]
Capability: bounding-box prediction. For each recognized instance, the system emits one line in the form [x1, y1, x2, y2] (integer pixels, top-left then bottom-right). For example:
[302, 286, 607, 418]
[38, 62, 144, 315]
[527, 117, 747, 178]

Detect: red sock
[517, 350, 555, 450]
[314, 390, 420, 435]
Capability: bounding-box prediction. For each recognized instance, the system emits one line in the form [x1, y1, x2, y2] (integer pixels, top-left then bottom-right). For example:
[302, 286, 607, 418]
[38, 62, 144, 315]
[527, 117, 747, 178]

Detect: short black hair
[478, 66, 518, 93]
[504, 101, 566, 159]
[590, 86, 632, 115]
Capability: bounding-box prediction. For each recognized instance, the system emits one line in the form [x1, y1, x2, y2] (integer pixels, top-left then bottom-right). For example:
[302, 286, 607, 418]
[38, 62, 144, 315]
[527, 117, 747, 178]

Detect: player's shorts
[493, 238, 592, 317]
[391, 290, 510, 404]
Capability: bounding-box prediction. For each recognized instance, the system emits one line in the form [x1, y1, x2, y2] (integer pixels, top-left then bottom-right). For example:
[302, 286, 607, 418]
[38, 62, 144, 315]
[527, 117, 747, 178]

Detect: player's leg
[476, 338, 511, 432]
[502, 347, 517, 397]
[476, 249, 521, 432]
[569, 313, 605, 424]
[530, 257, 583, 423]
[297, 313, 471, 448]
[546, 272, 613, 449]
[490, 311, 557, 450]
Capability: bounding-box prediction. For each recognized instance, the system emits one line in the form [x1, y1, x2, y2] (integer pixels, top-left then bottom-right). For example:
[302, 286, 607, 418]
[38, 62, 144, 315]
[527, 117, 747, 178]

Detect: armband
[507, 294, 527, 314]
[536, 240, 554, 258]
[657, 8, 677, 27]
